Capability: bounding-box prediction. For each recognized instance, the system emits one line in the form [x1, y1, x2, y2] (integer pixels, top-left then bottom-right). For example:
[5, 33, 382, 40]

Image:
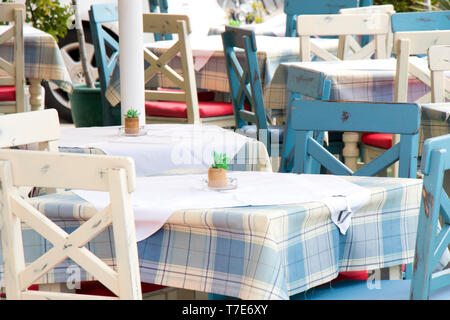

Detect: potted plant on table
[124, 109, 140, 134]
[208, 152, 231, 188]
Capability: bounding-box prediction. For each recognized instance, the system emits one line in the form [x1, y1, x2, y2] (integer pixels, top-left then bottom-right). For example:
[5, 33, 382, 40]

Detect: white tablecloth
[58, 124, 250, 176]
[73, 171, 371, 241]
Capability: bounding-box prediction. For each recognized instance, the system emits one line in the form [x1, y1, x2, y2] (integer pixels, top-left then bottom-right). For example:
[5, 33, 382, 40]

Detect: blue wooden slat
[290, 100, 421, 134]
[284, 0, 373, 37]
[353, 144, 400, 176]
[391, 11, 450, 33]
[89, 4, 121, 126]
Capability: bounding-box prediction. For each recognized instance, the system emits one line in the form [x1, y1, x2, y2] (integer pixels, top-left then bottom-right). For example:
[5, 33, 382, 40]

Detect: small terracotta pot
[124, 117, 139, 134]
[208, 167, 227, 188]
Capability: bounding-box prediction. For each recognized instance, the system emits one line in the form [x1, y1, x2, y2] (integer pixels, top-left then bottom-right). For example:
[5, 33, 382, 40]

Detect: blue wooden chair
[148, 0, 172, 41]
[288, 100, 420, 178]
[221, 26, 332, 159]
[284, 0, 373, 37]
[89, 3, 121, 126]
[291, 133, 450, 300]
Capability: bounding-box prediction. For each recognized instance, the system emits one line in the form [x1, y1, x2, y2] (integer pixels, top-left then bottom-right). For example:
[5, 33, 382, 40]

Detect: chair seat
[75, 281, 165, 297]
[0, 86, 15, 101]
[157, 88, 215, 101]
[237, 125, 285, 143]
[361, 133, 392, 149]
[145, 100, 234, 118]
[290, 279, 450, 300]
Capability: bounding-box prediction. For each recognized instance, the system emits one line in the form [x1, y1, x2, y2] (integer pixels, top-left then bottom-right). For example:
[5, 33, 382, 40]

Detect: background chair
[0, 3, 26, 115]
[288, 100, 420, 179]
[143, 13, 235, 126]
[148, 0, 172, 41]
[297, 13, 389, 62]
[0, 109, 142, 300]
[89, 3, 121, 126]
[338, 4, 396, 57]
[428, 45, 450, 103]
[284, 0, 373, 37]
[221, 26, 333, 164]
[291, 133, 450, 300]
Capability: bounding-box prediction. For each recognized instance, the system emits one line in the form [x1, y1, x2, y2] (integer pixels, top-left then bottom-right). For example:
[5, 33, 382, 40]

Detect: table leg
[342, 132, 360, 172]
[28, 78, 45, 111]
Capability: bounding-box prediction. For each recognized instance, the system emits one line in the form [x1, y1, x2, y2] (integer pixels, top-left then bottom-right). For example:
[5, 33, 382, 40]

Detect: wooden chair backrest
[427, 45, 450, 103]
[284, 0, 373, 37]
[148, 0, 172, 41]
[0, 109, 60, 151]
[142, 13, 200, 124]
[289, 100, 420, 178]
[0, 3, 26, 114]
[297, 13, 389, 62]
[339, 4, 395, 57]
[411, 134, 450, 299]
[393, 30, 450, 103]
[0, 109, 142, 299]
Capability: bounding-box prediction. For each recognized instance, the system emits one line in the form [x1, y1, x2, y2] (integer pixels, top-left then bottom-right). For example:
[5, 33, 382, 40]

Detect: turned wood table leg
[342, 132, 360, 172]
[28, 78, 45, 111]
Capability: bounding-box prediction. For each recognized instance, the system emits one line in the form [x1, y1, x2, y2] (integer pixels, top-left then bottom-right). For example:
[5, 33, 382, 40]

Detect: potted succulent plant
[208, 152, 231, 188]
[124, 109, 140, 134]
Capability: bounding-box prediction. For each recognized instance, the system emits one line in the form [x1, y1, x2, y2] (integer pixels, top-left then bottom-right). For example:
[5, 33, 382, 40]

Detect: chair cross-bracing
[143, 13, 235, 126]
[297, 13, 389, 62]
[0, 109, 143, 300]
[291, 133, 450, 300]
[428, 45, 450, 103]
[0, 3, 26, 115]
[289, 100, 420, 179]
[284, 0, 373, 37]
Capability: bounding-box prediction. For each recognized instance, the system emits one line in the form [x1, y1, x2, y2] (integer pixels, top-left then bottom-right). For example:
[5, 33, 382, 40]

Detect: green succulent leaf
[211, 151, 230, 170]
[124, 109, 140, 118]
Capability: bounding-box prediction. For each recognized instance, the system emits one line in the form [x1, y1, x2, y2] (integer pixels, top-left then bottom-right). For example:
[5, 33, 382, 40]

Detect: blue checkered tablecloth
[0, 25, 72, 92]
[1, 173, 422, 300]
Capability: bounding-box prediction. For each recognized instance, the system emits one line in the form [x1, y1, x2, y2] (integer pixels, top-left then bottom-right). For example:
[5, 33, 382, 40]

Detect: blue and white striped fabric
[1, 174, 422, 300]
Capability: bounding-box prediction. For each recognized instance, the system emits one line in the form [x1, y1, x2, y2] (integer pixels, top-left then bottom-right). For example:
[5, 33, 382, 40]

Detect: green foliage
[124, 109, 140, 118]
[25, 0, 73, 40]
[436, 0, 450, 9]
[373, 0, 439, 12]
[211, 152, 230, 170]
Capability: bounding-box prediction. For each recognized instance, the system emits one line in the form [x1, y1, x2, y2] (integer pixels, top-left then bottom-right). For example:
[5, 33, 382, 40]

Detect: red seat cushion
[145, 100, 234, 118]
[361, 133, 392, 149]
[0, 86, 15, 101]
[156, 88, 215, 101]
[75, 281, 165, 297]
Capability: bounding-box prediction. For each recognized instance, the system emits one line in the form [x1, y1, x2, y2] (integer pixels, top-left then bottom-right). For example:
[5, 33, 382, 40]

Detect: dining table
[0, 25, 72, 111]
[263, 58, 450, 171]
[104, 35, 338, 114]
[1, 168, 422, 300]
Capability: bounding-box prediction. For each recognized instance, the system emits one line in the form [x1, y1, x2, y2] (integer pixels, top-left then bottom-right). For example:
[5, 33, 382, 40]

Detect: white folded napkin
[72, 171, 370, 241]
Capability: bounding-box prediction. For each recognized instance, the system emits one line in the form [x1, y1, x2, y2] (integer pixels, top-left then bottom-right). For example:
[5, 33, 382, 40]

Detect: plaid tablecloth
[105, 35, 338, 107]
[264, 58, 450, 146]
[0, 25, 72, 92]
[1, 174, 422, 300]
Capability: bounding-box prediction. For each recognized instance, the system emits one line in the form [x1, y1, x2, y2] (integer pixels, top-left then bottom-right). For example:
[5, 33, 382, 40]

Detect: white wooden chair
[297, 13, 390, 62]
[0, 109, 142, 300]
[0, 3, 26, 114]
[393, 30, 450, 103]
[339, 4, 396, 57]
[428, 45, 450, 103]
[142, 13, 235, 127]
